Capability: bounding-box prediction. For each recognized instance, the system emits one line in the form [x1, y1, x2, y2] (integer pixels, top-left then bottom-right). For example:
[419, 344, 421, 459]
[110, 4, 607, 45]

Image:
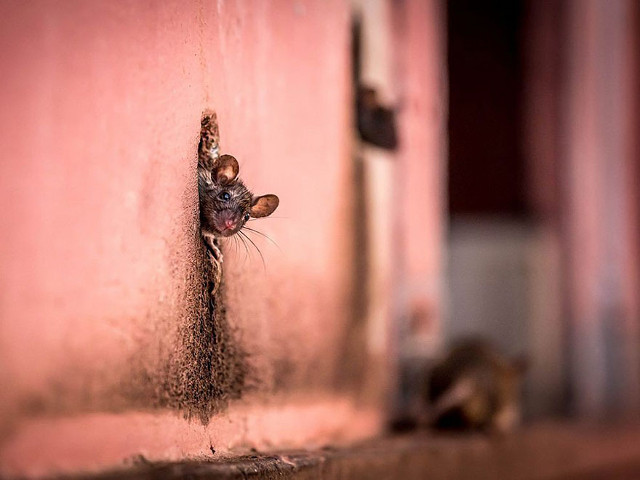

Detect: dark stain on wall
[162, 240, 248, 423]
[125, 176, 250, 424]
[3, 165, 250, 432]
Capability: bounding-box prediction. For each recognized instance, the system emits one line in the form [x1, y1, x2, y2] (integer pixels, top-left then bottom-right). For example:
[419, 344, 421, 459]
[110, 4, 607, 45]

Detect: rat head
[200, 154, 279, 238]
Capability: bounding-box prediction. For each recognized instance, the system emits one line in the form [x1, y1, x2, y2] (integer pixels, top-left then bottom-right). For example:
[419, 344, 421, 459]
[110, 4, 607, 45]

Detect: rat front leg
[202, 232, 223, 296]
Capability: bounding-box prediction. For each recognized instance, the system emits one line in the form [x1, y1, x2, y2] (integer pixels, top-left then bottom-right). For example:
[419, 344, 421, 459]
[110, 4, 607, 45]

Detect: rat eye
[218, 191, 231, 201]
[243, 213, 250, 222]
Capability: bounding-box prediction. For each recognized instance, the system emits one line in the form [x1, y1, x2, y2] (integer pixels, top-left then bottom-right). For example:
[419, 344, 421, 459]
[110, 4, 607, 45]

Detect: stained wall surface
[0, 0, 378, 476]
[0, 0, 448, 477]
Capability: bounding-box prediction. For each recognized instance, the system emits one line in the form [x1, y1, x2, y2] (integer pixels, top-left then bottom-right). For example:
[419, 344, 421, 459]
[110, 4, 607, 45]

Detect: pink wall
[523, 0, 640, 417]
[394, 0, 447, 353]
[561, 0, 640, 416]
[0, 1, 393, 476]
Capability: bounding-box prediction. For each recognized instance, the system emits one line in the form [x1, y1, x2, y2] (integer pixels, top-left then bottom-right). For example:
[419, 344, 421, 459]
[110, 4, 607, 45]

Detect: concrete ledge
[0, 399, 382, 478]
[50, 422, 640, 480]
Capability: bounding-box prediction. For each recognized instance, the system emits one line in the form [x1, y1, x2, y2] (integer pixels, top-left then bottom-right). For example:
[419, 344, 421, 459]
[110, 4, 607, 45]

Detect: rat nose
[224, 219, 236, 230]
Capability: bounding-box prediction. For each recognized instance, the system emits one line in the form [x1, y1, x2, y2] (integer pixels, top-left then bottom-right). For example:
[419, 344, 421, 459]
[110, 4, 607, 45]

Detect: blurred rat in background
[425, 339, 528, 434]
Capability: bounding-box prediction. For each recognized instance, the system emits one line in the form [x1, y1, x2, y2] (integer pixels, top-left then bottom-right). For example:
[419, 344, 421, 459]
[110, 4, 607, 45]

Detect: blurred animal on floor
[425, 339, 527, 434]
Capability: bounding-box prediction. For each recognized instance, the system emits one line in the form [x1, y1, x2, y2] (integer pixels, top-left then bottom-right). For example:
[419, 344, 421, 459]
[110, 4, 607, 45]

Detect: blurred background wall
[445, 0, 640, 420]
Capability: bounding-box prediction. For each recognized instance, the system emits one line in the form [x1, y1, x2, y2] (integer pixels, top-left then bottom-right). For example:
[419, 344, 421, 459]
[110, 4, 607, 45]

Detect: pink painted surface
[394, 0, 446, 348]
[0, 0, 392, 476]
[0, 397, 381, 477]
[562, 0, 640, 416]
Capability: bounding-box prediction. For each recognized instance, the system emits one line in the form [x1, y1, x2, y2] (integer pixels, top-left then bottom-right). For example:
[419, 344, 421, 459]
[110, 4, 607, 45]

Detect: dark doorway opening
[447, 0, 527, 218]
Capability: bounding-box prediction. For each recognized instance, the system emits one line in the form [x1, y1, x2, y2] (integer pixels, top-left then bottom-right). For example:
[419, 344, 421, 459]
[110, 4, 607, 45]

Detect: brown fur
[197, 112, 279, 294]
[426, 339, 526, 433]
[198, 110, 220, 171]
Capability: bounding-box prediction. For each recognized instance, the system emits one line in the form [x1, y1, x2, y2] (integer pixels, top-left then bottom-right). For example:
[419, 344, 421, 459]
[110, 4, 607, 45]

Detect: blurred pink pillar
[560, 0, 640, 416]
[393, 0, 447, 361]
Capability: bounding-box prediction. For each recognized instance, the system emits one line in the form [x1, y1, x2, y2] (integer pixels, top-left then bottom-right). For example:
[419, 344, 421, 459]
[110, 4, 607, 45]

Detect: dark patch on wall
[126, 234, 248, 423]
[5, 165, 250, 430]
[333, 17, 374, 395]
[123, 183, 250, 424]
[335, 154, 370, 394]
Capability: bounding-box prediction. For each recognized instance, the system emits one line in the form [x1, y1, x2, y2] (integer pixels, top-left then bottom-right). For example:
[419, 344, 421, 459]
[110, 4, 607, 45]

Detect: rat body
[425, 339, 526, 434]
[198, 112, 279, 294]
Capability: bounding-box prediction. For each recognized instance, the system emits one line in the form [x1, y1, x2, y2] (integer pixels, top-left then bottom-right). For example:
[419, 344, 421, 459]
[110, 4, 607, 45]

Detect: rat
[198, 112, 279, 295]
[198, 153, 279, 238]
[424, 339, 527, 434]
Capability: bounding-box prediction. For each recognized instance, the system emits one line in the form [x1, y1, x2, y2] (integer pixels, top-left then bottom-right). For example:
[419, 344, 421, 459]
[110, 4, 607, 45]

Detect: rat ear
[250, 194, 279, 218]
[214, 154, 239, 185]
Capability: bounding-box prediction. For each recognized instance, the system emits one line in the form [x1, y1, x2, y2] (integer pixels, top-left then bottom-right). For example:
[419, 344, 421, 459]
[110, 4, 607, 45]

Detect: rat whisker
[247, 216, 288, 222]
[239, 230, 266, 272]
[238, 232, 250, 263]
[231, 232, 248, 263]
[231, 235, 239, 257]
[237, 230, 252, 260]
[234, 235, 249, 266]
[242, 226, 281, 251]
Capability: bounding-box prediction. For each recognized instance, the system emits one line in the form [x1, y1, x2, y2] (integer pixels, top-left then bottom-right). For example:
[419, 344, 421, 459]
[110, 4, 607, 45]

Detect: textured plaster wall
[0, 0, 382, 476]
